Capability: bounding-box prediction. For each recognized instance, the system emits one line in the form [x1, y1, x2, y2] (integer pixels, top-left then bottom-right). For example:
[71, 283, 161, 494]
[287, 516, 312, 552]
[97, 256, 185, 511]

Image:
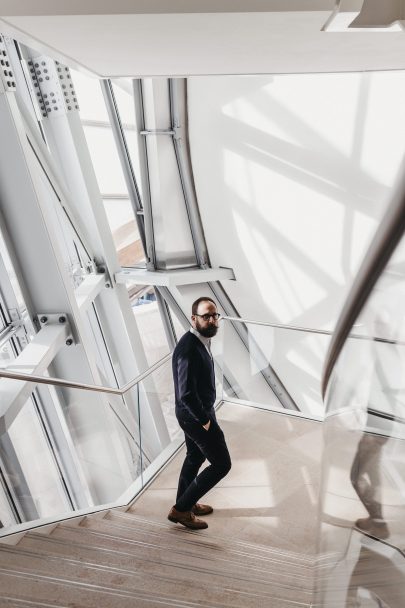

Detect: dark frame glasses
[194, 313, 221, 322]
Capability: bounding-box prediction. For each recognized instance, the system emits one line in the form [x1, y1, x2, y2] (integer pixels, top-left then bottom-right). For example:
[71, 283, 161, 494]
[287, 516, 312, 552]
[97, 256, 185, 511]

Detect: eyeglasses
[194, 313, 221, 322]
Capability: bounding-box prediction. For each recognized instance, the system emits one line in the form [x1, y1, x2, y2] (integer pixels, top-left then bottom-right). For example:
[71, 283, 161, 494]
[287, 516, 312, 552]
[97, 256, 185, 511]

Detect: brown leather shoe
[355, 517, 389, 540]
[192, 503, 213, 516]
[168, 506, 208, 529]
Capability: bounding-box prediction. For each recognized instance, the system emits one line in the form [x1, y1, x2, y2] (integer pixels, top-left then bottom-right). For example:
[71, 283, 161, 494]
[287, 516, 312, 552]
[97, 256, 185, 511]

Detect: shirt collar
[190, 327, 211, 350]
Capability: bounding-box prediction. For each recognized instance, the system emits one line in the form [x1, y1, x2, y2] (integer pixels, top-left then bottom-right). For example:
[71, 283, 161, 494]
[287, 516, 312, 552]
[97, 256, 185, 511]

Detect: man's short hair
[192, 297, 216, 316]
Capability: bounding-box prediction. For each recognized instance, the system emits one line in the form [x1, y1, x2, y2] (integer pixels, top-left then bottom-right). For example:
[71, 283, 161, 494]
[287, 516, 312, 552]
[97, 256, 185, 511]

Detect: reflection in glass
[103, 198, 145, 267]
[128, 284, 170, 367]
[316, 237, 405, 606]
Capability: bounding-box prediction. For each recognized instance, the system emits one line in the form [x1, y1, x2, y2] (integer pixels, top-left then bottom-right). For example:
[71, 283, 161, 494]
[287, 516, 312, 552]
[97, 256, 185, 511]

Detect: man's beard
[196, 322, 218, 338]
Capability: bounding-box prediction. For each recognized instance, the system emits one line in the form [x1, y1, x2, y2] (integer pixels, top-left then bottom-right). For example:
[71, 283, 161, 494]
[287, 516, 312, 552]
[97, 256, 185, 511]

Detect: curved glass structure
[316, 184, 405, 605]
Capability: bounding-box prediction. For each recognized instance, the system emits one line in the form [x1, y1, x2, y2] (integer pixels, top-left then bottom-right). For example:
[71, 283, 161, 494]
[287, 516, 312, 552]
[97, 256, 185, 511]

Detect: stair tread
[106, 509, 314, 565]
[0, 546, 312, 606]
[0, 567, 310, 608]
[79, 513, 313, 572]
[13, 528, 312, 597]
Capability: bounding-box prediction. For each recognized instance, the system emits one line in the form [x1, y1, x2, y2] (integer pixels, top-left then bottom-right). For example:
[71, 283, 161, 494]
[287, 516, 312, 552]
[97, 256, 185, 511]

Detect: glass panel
[3, 397, 71, 522]
[72, 70, 145, 268]
[139, 357, 182, 467]
[71, 69, 109, 123]
[0, 299, 6, 331]
[221, 319, 329, 414]
[128, 284, 170, 367]
[111, 81, 136, 125]
[0, 350, 182, 532]
[316, 237, 405, 605]
[83, 126, 128, 194]
[0, 225, 26, 314]
[169, 309, 188, 343]
[110, 82, 144, 200]
[0, 339, 14, 367]
[0, 475, 17, 530]
[54, 387, 142, 506]
[103, 198, 145, 267]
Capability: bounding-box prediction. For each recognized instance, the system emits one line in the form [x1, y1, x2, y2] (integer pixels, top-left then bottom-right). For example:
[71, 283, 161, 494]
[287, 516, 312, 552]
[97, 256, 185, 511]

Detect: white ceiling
[1, 2, 405, 77]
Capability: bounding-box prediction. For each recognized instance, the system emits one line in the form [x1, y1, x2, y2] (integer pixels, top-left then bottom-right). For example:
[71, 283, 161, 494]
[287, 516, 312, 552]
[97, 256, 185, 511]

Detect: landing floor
[131, 402, 322, 556]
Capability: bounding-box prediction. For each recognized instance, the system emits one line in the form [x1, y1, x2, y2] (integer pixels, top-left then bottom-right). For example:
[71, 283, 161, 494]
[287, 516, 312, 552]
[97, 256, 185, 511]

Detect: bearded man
[168, 297, 232, 530]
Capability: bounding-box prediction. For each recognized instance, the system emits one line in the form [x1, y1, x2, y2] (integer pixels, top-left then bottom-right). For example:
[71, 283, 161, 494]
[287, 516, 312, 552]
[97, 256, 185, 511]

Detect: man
[168, 297, 232, 530]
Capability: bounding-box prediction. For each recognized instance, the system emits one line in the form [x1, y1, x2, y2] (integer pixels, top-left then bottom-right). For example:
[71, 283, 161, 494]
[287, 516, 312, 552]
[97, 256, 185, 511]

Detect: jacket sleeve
[176, 350, 210, 425]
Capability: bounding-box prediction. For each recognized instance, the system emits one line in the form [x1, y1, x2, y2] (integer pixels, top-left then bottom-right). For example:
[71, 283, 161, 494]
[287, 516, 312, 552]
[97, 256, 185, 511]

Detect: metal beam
[132, 79, 156, 269]
[169, 79, 209, 269]
[116, 266, 235, 287]
[0, 322, 70, 433]
[100, 79, 147, 259]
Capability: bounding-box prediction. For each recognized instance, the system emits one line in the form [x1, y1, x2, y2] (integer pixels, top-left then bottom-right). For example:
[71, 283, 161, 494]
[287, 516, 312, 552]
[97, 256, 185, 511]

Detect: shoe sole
[167, 515, 208, 530]
[192, 509, 213, 516]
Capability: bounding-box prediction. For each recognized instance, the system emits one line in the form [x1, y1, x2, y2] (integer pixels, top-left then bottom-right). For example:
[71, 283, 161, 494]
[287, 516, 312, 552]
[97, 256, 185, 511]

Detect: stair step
[22, 524, 312, 599]
[106, 510, 314, 568]
[2, 598, 68, 607]
[0, 567, 234, 608]
[83, 511, 313, 579]
[0, 543, 310, 608]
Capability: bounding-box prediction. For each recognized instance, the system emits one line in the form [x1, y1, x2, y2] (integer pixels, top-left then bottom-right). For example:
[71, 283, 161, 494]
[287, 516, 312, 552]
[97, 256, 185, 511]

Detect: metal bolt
[40, 316, 48, 323]
[59, 316, 66, 323]
[105, 283, 111, 288]
[65, 338, 73, 346]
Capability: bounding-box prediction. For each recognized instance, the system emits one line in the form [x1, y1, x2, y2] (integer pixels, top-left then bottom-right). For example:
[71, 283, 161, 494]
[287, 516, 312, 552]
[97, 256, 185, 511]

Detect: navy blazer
[172, 331, 216, 425]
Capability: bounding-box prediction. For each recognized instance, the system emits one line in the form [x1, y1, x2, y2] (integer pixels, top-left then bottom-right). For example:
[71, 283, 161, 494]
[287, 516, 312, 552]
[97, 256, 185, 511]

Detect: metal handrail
[0, 352, 172, 396]
[1, 316, 404, 395]
[222, 316, 405, 345]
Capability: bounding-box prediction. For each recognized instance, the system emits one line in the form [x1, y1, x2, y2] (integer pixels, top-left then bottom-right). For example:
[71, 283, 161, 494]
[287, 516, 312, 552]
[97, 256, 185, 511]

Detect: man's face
[192, 300, 219, 338]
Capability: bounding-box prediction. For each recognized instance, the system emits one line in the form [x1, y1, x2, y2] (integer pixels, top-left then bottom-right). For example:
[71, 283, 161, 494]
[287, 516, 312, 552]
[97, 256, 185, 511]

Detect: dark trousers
[175, 410, 231, 512]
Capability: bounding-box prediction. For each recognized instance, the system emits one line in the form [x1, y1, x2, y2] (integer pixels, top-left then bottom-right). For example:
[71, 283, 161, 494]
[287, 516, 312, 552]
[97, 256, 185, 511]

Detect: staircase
[0, 404, 322, 606]
[0, 506, 315, 607]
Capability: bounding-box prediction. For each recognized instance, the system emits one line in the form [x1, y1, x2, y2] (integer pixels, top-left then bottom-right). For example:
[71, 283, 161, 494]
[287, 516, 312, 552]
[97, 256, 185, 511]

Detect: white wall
[188, 72, 405, 414]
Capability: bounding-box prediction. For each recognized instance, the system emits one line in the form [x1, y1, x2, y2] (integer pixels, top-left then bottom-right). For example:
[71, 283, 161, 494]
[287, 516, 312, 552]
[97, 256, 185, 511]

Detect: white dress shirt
[190, 327, 212, 358]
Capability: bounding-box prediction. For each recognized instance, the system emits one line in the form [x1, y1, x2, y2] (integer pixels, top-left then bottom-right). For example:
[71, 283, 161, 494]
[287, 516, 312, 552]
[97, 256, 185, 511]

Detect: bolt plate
[26, 56, 79, 118]
[0, 34, 16, 93]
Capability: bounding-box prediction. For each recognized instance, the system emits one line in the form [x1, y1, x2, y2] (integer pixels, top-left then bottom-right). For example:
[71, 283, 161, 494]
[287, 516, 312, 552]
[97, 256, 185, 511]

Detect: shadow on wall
[189, 72, 405, 414]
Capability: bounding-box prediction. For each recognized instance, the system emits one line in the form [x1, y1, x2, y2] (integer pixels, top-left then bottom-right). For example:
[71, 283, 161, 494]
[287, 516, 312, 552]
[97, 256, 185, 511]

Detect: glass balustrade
[220, 317, 330, 416]
[0, 355, 179, 534]
[0, 315, 334, 537]
[316, 238, 405, 606]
